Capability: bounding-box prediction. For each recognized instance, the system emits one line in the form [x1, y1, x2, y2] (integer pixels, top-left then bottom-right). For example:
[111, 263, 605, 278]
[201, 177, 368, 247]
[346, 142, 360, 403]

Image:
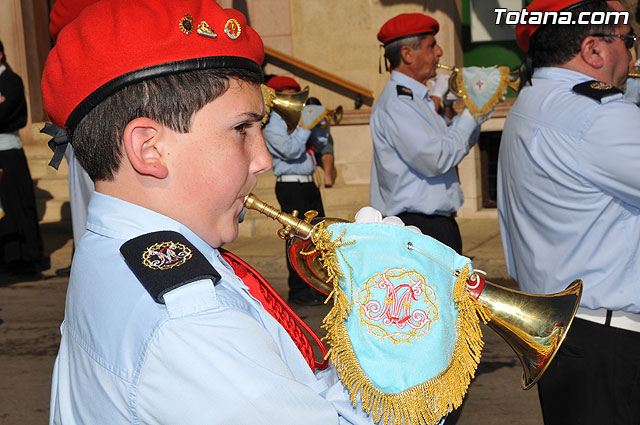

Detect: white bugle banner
[452, 66, 519, 117]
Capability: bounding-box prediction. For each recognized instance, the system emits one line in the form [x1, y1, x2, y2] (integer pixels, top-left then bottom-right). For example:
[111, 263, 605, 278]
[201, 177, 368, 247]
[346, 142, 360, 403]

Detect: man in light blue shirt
[263, 75, 330, 305]
[370, 14, 488, 255]
[499, 0, 640, 423]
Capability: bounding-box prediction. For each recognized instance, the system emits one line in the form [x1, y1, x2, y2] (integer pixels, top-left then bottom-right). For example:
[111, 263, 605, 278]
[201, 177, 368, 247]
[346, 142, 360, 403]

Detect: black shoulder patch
[120, 231, 221, 304]
[573, 80, 622, 102]
[396, 85, 413, 99]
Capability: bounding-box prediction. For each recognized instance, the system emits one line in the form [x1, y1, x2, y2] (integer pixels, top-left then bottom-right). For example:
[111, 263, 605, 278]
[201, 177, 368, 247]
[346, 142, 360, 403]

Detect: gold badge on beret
[197, 20, 217, 38]
[224, 18, 241, 39]
[179, 14, 194, 35]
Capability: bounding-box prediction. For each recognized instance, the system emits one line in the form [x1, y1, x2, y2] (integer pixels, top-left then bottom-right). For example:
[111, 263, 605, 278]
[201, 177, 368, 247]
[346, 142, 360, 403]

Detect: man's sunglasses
[591, 33, 638, 49]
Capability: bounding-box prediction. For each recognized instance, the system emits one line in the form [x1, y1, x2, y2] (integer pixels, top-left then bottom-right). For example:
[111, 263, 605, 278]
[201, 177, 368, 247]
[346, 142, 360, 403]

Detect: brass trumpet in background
[243, 193, 583, 390]
[261, 84, 309, 134]
[318, 105, 343, 127]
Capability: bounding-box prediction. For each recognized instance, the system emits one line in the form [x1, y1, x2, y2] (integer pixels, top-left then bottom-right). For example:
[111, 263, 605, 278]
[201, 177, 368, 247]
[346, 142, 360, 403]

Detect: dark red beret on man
[516, 0, 604, 51]
[42, 0, 264, 134]
[265, 76, 301, 92]
[377, 13, 440, 46]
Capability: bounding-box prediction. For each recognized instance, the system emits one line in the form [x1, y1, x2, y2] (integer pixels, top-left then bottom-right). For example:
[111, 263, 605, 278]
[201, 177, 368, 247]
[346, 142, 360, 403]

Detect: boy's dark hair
[73, 67, 262, 181]
[384, 34, 429, 69]
[528, 2, 618, 70]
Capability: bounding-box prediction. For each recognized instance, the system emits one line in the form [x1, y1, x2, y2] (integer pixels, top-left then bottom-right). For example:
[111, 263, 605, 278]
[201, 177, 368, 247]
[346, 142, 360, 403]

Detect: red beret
[516, 0, 603, 51]
[265, 76, 301, 91]
[42, 0, 264, 133]
[49, 0, 98, 41]
[377, 13, 440, 45]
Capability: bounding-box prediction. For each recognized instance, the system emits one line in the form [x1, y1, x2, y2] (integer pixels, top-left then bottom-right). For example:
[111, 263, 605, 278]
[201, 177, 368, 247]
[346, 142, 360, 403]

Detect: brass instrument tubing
[243, 194, 314, 239]
[436, 63, 456, 72]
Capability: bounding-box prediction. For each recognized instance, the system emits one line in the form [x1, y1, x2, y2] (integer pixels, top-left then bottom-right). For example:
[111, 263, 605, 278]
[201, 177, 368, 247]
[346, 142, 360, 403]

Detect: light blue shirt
[49, 192, 377, 424]
[263, 111, 329, 177]
[498, 67, 640, 313]
[625, 77, 640, 106]
[369, 71, 479, 216]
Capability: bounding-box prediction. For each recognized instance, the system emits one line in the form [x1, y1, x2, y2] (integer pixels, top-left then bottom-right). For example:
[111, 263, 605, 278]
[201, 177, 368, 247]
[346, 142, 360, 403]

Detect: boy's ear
[122, 117, 169, 179]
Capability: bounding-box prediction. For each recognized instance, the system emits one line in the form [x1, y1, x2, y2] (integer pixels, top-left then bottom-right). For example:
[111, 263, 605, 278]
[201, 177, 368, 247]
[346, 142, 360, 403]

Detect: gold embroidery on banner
[357, 268, 439, 345]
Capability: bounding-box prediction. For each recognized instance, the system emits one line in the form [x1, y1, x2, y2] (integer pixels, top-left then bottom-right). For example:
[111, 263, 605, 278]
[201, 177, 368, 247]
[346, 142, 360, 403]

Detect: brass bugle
[243, 193, 315, 240]
[629, 72, 640, 78]
[435, 64, 463, 96]
[261, 84, 309, 135]
[319, 105, 343, 127]
[243, 193, 583, 390]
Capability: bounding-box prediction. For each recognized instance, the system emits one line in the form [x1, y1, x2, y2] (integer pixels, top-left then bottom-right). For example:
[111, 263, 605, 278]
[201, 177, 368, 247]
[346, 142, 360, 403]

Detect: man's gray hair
[384, 35, 428, 69]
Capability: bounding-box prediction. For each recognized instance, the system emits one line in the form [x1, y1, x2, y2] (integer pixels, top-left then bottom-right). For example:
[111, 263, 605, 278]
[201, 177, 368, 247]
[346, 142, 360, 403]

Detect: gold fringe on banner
[306, 227, 492, 425]
[455, 66, 511, 117]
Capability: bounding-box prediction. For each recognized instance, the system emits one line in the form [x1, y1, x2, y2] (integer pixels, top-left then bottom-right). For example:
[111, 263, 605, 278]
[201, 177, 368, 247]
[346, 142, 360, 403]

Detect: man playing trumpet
[263, 75, 333, 306]
[370, 13, 494, 255]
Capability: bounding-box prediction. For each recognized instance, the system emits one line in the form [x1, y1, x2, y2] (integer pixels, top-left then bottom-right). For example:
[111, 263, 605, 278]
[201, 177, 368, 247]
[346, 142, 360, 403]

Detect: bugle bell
[243, 193, 583, 390]
[318, 105, 343, 127]
[261, 84, 309, 134]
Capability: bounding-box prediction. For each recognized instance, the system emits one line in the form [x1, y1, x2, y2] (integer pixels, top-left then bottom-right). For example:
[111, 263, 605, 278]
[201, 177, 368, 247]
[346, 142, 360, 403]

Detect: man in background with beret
[498, 1, 640, 423]
[370, 13, 491, 255]
[41, 0, 384, 423]
[263, 75, 329, 306]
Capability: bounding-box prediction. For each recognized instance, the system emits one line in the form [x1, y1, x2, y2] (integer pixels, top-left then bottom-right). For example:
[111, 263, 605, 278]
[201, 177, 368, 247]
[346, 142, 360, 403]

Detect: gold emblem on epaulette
[143, 241, 192, 270]
[224, 18, 241, 39]
[197, 20, 217, 38]
[590, 81, 613, 90]
[179, 14, 194, 35]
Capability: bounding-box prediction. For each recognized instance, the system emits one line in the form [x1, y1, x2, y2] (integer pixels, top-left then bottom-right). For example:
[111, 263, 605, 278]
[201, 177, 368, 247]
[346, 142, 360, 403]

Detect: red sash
[219, 249, 329, 371]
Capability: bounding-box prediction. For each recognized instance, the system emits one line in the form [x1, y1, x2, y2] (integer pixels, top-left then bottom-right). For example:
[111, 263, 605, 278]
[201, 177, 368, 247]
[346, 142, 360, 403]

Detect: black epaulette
[396, 85, 413, 100]
[573, 80, 622, 103]
[120, 231, 221, 304]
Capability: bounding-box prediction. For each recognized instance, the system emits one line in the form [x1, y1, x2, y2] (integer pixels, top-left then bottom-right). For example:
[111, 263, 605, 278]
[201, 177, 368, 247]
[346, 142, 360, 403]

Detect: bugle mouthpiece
[436, 63, 456, 72]
[243, 193, 314, 239]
